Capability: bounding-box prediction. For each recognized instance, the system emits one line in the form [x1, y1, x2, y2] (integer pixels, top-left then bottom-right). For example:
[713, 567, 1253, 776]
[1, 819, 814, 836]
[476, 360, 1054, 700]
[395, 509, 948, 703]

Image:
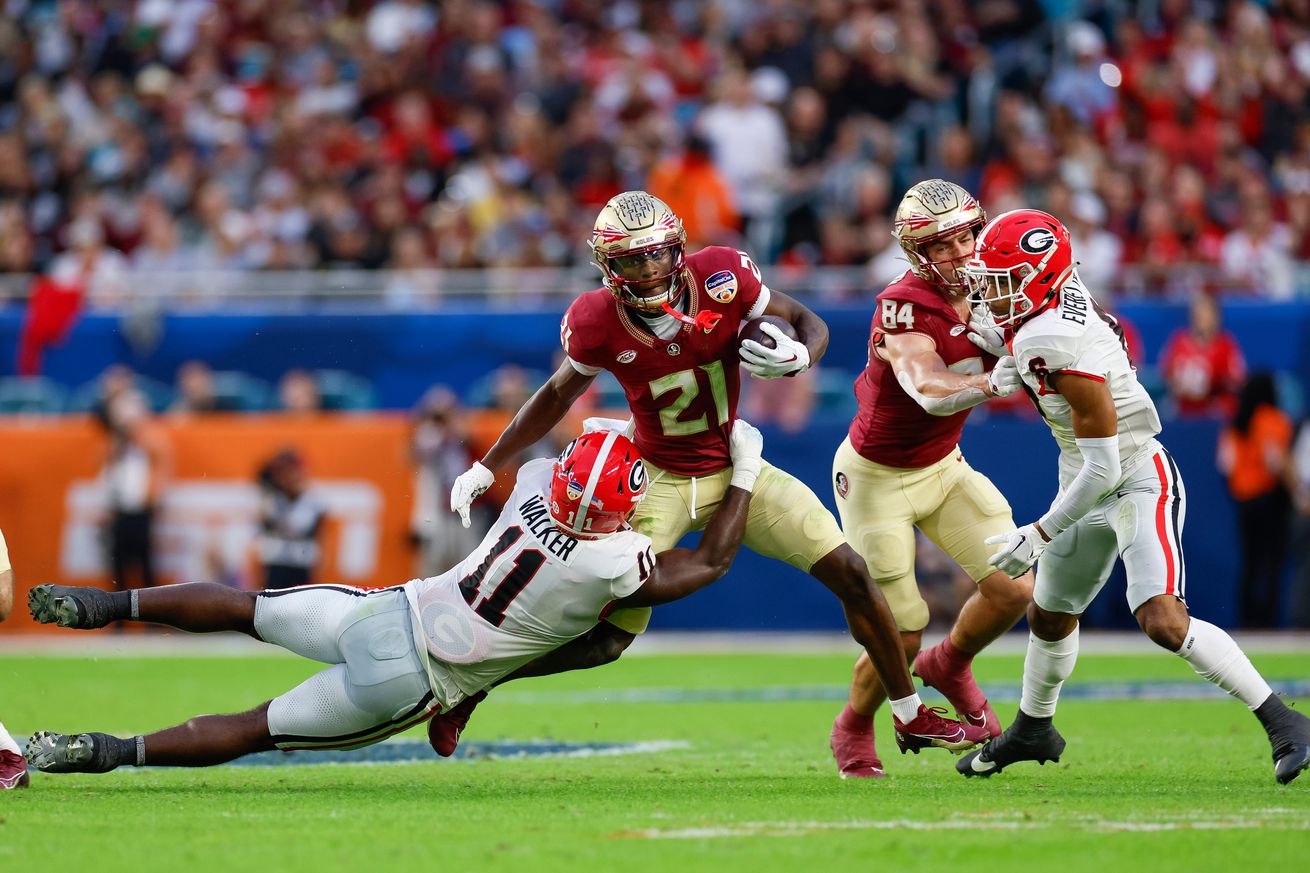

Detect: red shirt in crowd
[1159, 327, 1247, 417]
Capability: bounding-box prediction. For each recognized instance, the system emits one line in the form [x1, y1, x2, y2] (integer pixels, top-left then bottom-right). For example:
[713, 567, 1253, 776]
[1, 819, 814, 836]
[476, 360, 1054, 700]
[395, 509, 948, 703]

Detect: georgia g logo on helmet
[628, 459, 647, 495]
[1019, 228, 1057, 254]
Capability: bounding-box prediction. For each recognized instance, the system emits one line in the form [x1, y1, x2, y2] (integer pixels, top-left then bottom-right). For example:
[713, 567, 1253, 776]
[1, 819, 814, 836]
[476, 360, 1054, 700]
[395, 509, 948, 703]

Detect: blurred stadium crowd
[2, 0, 1310, 306]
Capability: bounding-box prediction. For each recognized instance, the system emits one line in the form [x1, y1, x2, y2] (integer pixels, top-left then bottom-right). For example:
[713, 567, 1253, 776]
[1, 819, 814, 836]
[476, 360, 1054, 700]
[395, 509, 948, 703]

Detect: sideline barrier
[1, 300, 1307, 410]
[0, 411, 1248, 634]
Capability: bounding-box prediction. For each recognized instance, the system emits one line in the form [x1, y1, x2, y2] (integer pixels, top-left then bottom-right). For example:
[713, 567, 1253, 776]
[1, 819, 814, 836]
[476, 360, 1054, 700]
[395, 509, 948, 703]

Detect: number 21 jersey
[561, 246, 769, 476]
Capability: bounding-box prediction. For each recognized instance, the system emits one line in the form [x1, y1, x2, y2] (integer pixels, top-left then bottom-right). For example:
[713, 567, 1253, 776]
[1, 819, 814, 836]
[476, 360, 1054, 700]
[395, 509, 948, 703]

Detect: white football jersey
[403, 458, 652, 707]
[1010, 275, 1162, 488]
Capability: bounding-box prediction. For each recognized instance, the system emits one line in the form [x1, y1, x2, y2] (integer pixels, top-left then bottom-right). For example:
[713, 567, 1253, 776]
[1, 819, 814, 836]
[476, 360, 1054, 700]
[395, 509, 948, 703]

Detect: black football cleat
[28, 584, 117, 630]
[1265, 705, 1310, 786]
[25, 731, 126, 774]
[957, 711, 1066, 778]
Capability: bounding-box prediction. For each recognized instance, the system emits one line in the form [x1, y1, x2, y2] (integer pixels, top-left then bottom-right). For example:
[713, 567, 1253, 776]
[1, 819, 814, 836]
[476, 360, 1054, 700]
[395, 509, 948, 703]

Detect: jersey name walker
[1011, 275, 1162, 487]
[562, 246, 769, 476]
[849, 270, 995, 468]
[404, 459, 652, 706]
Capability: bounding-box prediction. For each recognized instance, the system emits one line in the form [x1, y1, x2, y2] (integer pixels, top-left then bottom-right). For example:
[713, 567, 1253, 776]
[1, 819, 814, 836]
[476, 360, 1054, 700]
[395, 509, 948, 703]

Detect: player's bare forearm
[616, 486, 752, 607]
[0, 568, 13, 623]
[765, 290, 829, 365]
[888, 333, 990, 399]
[495, 622, 634, 683]
[482, 362, 595, 471]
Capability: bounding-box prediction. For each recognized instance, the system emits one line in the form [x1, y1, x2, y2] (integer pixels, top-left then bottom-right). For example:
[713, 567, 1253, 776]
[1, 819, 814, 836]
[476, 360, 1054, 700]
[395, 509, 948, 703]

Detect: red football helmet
[965, 209, 1075, 327]
[550, 430, 648, 538]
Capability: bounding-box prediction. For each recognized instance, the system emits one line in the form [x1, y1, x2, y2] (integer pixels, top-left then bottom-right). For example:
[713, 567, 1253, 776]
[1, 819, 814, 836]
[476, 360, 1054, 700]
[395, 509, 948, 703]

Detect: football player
[24, 424, 763, 772]
[956, 209, 1310, 784]
[828, 180, 1033, 778]
[443, 191, 987, 760]
[0, 527, 30, 788]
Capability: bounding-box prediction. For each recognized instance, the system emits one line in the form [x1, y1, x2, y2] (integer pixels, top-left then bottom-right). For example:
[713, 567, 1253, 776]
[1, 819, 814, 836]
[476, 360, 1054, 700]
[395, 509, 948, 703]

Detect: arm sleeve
[566, 356, 603, 376]
[744, 285, 771, 320]
[1038, 435, 1122, 538]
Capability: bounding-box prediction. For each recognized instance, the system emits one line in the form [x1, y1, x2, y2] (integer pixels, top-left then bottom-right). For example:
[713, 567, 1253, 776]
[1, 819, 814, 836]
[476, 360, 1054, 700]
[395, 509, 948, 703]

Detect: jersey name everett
[848, 270, 994, 468]
[562, 246, 769, 476]
[1011, 275, 1162, 487]
[404, 459, 652, 702]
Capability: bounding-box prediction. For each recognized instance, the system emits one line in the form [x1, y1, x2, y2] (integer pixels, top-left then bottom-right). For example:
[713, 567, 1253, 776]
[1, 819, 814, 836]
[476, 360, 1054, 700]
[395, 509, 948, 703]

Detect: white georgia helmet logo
[1019, 228, 1056, 254]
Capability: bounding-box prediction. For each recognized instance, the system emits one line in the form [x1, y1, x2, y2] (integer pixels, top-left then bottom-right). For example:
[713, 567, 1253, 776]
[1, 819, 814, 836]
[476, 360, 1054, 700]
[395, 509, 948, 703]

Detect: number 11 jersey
[404, 459, 652, 705]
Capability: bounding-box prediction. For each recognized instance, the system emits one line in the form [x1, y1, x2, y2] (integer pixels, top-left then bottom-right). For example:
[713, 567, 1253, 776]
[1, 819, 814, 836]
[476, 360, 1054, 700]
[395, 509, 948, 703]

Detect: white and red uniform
[1010, 275, 1184, 613]
[406, 458, 652, 707]
[254, 460, 652, 750]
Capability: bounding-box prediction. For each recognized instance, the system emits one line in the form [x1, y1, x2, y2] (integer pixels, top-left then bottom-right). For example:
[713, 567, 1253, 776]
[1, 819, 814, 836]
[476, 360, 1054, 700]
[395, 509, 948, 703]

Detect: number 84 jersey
[404, 459, 652, 705]
[562, 246, 770, 476]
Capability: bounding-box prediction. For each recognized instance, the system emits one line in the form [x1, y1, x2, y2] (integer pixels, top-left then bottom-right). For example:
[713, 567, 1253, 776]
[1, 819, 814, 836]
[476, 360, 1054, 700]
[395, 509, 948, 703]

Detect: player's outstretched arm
[0, 528, 12, 622]
[986, 372, 1120, 577]
[0, 569, 12, 624]
[450, 360, 596, 526]
[885, 332, 1020, 416]
[482, 360, 596, 471]
[764, 290, 829, 368]
[613, 420, 762, 608]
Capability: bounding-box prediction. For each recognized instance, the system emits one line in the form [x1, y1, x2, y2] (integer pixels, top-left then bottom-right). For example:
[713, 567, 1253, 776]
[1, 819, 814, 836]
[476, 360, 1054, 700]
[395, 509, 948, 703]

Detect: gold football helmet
[590, 191, 688, 312]
[893, 179, 986, 292]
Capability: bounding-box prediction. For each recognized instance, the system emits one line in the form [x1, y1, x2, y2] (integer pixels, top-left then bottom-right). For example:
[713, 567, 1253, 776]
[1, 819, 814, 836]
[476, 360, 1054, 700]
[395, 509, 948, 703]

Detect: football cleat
[1265, 705, 1310, 786]
[0, 750, 29, 789]
[25, 731, 124, 774]
[956, 712, 1066, 777]
[828, 716, 886, 779]
[28, 584, 116, 630]
[912, 642, 1003, 739]
[427, 690, 487, 758]
[893, 705, 989, 754]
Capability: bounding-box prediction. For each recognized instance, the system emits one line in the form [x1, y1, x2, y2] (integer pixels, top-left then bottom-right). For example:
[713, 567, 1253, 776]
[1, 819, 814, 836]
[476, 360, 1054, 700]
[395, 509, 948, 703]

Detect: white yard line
[613, 810, 1310, 839]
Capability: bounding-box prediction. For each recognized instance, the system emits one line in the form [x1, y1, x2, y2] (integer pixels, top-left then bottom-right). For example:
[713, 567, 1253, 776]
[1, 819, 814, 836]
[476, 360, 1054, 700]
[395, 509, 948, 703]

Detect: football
[738, 315, 797, 350]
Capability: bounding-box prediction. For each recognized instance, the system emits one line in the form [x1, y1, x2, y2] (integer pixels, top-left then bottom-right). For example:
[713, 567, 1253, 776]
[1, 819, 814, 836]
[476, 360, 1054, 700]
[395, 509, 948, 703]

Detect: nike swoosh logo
[969, 753, 994, 772]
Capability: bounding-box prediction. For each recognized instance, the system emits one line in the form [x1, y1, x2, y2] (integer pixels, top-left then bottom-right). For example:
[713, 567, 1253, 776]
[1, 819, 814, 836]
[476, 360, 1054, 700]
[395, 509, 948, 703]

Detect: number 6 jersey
[561, 246, 770, 476]
[1010, 274, 1163, 489]
[404, 459, 653, 707]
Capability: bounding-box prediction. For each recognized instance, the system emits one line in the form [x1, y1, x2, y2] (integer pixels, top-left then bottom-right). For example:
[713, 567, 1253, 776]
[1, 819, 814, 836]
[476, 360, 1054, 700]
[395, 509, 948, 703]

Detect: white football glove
[740, 323, 810, 380]
[449, 461, 494, 529]
[986, 355, 1023, 398]
[985, 523, 1048, 577]
[728, 418, 764, 492]
[582, 416, 636, 438]
[967, 307, 1009, 358]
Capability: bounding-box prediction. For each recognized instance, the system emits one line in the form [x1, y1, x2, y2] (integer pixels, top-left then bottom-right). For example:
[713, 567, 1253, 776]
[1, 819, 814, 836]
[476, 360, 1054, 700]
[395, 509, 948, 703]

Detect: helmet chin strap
[660, 301, 722, 332]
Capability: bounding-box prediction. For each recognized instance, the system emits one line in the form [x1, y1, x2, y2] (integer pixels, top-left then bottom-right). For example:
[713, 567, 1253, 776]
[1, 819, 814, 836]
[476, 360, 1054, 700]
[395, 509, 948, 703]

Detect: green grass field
[2, 643, 1309, 872]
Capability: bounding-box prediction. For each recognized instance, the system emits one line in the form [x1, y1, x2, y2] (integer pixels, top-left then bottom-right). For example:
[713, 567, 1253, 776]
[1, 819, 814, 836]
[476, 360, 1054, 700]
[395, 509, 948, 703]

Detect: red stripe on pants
[1152, 454, 1176, 595]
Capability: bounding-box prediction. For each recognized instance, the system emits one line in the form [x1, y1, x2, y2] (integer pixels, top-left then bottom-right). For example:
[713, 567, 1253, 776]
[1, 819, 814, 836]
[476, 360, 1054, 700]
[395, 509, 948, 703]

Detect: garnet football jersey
[848, 270, 995, 468]
[562, 246, 770, 476]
